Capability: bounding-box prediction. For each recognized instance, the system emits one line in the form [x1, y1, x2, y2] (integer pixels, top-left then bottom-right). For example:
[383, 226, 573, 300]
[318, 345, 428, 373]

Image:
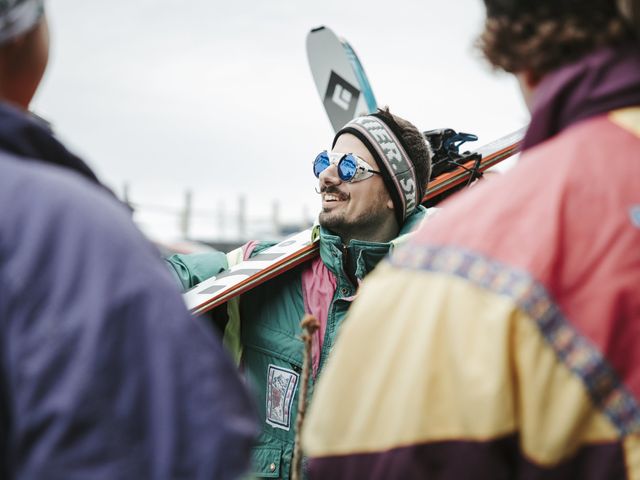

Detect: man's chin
[318, 212, 330, 228]
[319, 212, 344, 231]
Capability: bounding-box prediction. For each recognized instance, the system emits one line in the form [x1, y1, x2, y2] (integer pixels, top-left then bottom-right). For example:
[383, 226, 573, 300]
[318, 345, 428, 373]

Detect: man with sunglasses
[167, 108, 432, 479]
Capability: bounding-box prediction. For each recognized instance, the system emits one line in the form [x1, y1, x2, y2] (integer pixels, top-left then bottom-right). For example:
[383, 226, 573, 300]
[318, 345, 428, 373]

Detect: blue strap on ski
[341, 40, 378, 113]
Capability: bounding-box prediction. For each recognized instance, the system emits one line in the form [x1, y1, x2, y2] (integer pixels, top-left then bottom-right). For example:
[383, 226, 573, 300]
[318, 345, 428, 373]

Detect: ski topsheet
[184, 129, 524, 315]
[306, 26, 377, 132]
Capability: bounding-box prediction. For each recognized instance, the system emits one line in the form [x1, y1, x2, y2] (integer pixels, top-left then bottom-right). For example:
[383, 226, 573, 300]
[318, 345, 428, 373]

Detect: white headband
[335, 115, 419, 224]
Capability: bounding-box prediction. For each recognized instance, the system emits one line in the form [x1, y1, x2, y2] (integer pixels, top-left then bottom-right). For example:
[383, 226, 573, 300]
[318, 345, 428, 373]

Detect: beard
[318, 195, 391, 243]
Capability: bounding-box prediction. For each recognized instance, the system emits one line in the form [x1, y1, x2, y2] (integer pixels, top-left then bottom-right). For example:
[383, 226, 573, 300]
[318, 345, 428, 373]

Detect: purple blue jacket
[0, 102, 257, 479]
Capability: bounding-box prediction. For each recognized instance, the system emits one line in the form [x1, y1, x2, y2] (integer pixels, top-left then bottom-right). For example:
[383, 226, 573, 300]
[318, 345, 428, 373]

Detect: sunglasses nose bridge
[321, 161, 342, 181]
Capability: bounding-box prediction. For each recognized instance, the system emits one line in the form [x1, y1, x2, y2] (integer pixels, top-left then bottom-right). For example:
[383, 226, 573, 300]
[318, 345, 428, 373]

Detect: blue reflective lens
[313, 151, 330, 178]
[337, 155, 357, 181]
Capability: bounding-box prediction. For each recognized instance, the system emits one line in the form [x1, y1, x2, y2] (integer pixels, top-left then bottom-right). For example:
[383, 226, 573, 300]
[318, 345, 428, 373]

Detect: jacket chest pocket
[243, 321, 305, 370]
[243, 327, 304, 432]
[251, 446, 282, 478]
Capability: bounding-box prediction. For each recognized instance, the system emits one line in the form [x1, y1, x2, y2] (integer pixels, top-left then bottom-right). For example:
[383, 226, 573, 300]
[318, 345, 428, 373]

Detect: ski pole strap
[333, 114, 419, 226]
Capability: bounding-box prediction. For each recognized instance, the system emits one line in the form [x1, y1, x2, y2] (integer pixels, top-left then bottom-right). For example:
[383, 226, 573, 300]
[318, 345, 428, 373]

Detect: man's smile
[323, 193, 344, 202]
[320, 186, 349, 207]
[321, 190, 349, 209]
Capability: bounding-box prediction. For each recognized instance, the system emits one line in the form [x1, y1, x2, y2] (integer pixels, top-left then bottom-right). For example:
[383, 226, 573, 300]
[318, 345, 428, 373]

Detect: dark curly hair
[374, 107, 432, 202]
[479, 0, 638, 76]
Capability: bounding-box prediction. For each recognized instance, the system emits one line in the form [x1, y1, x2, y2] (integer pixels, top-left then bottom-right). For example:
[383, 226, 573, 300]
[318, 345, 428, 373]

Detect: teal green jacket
[167, 206, 427, 479]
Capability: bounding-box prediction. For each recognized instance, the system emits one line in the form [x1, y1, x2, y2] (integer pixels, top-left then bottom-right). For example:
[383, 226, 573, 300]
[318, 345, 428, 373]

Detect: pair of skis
[184, 27, 524, 315]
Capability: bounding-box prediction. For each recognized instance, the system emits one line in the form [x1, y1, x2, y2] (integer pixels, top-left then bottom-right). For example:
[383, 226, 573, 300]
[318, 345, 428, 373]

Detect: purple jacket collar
[0, 101, 103, 186]
[523, 45, 640, 151]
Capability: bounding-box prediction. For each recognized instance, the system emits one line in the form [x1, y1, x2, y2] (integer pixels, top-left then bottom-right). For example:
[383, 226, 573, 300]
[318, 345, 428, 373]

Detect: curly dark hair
[619, 0, 640, 32]
[479, 0, 637, 76]
[374, 107, 432, 202]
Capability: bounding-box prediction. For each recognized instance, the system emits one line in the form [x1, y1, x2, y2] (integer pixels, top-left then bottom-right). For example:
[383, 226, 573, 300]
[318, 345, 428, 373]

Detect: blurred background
[31, 0, 529, 250]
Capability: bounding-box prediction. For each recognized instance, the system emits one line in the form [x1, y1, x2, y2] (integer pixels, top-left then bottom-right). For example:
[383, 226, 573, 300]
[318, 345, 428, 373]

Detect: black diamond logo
[323, 71, 360, 131]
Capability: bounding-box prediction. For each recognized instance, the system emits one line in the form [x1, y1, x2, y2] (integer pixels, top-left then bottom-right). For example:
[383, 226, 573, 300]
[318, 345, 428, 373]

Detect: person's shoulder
[2, 151, 142, 238]
[0, 152, 165, 293]
[0, 151, 128, 228]
[399, 114, 640, 275]
[409, 119, 604, 241]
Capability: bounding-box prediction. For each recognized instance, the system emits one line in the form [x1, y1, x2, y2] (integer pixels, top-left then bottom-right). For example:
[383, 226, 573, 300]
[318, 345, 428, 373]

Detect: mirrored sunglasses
[313, 151, 380, 182]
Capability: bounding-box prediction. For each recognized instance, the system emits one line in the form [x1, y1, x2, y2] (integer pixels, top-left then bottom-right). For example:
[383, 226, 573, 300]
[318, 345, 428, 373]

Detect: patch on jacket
[631, 205, 640, 229]
[266, 364, 299, 430]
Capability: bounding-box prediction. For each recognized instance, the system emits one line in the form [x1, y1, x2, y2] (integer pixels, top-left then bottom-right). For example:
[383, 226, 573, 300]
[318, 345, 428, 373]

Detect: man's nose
[319, 164, 342, 187]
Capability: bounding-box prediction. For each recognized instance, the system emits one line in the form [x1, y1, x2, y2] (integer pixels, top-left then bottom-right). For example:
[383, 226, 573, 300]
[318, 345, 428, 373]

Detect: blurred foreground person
[167, 108, 431, 479]
[303, 0, 640, 478]
[0, 2, 256, 478]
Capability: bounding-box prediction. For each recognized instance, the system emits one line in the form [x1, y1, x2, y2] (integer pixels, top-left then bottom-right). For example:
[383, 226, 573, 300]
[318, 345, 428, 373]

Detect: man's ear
[523, 69, 541, 89]
[516, 69, 542, 113]
[387, 199, 394, 210]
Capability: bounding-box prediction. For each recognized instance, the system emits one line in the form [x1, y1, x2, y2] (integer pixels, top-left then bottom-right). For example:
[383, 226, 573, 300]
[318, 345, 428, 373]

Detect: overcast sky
[32, 0, 529, 240]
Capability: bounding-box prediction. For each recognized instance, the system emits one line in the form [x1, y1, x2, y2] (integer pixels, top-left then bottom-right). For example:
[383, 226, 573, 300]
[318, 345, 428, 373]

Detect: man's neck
[338, 225, 399, 247]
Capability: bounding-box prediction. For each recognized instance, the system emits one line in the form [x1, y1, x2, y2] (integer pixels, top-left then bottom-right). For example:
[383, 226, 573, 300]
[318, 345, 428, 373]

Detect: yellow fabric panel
[303, 262, 618, 464]
[222, 246, 246, 364]
[625, 434, 640, 480]
[610, 106, 640, 137]
[514, 311, 618, 465]
[304, 263, 517, 457]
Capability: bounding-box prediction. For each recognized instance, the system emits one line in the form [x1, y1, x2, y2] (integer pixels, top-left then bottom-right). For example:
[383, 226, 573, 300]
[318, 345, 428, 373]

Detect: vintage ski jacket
[168, 206, 426, 479]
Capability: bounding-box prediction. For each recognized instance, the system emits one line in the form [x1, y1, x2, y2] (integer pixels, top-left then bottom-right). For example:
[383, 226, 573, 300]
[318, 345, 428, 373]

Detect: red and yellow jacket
[303, 107, 640, 479]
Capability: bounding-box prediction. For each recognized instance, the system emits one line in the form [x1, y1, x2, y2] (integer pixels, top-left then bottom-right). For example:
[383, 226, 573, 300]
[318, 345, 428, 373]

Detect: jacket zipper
[341, 244, 358, 289]
[317, 245, 357, 374]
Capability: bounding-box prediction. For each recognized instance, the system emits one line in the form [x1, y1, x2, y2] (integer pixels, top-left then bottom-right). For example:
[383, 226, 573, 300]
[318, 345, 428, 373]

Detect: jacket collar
[523, 45, 640, 151]
[0, 101, 104, 187]
[318, 205, 427, 281]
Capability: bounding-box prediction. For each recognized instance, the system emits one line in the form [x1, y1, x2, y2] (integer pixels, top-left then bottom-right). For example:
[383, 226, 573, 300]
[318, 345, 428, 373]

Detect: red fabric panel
[411, 115, 640, 398]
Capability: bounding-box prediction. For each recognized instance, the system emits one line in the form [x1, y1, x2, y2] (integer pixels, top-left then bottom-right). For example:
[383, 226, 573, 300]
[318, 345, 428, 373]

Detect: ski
[306, 26, 377, 132]
[184, 128, 524, 315]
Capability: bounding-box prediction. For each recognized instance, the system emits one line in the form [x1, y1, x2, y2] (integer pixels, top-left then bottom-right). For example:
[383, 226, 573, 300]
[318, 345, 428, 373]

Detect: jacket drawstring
[292, 314, 320, 480]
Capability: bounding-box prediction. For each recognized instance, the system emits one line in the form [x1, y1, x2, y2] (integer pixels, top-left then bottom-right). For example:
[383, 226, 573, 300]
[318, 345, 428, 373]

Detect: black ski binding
[422, 128, 483, 207]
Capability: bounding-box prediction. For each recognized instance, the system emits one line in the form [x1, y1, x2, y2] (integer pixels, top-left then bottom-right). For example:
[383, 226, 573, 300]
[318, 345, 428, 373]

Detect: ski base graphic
[184, 229, 318, 315]
[306, 25, 377, 132]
